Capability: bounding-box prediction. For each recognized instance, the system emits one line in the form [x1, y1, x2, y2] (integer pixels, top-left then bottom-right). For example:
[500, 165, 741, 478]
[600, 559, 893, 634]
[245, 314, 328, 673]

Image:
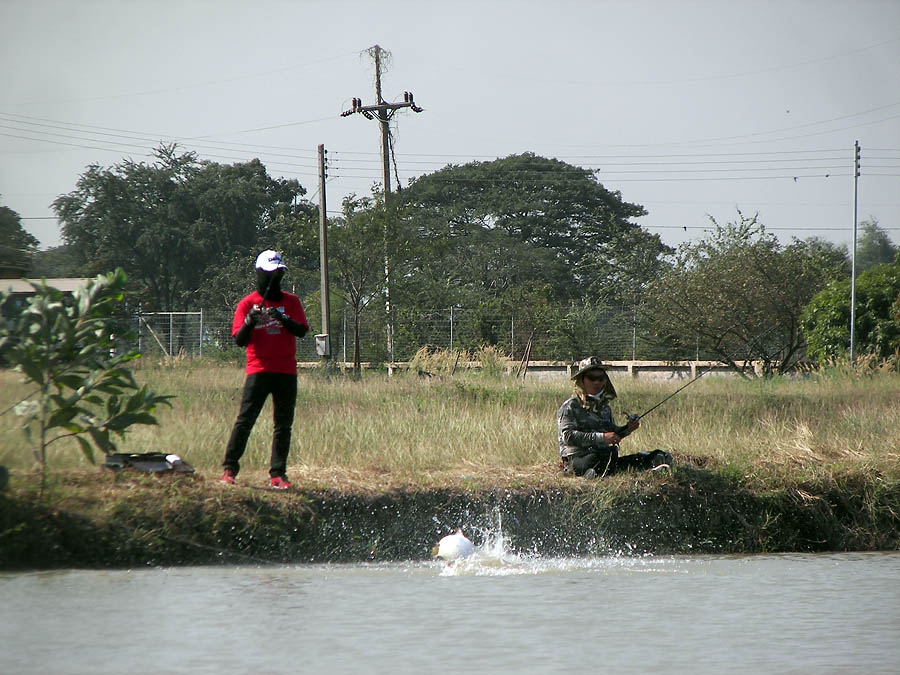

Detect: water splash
[434, 504, 671, 576]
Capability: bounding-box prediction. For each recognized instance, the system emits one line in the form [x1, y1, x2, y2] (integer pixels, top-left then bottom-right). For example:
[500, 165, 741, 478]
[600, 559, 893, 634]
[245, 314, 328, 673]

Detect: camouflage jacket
[556, 395, 622, 458]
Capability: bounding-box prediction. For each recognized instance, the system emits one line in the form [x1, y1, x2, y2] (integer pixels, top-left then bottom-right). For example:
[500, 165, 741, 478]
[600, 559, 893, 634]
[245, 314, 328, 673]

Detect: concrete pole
[850, 140, 860, 362]
[318, 144, 331, 359]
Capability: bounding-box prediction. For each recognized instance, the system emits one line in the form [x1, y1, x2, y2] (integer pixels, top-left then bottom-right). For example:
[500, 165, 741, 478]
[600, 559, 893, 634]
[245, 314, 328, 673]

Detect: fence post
[450, 306, 454, 351]
[632, 310, 636, 361]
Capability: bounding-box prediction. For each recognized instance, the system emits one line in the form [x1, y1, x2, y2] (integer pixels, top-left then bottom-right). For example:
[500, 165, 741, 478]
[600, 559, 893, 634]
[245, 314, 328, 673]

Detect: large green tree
[53, 145, 314, 311]
[801, 262, 900, 362]
[642, 211, 846, 375]
[395, 153, 670, 309]
[389, 154, 669, 357]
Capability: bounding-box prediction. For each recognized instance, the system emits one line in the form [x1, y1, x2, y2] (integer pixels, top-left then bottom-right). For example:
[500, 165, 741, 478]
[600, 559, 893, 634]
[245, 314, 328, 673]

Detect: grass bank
[1, 363, 898, 568]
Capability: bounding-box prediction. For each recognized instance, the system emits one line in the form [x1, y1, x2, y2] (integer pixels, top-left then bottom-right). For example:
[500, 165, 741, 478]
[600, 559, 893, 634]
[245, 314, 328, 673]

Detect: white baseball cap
[255, 250, 286, 272]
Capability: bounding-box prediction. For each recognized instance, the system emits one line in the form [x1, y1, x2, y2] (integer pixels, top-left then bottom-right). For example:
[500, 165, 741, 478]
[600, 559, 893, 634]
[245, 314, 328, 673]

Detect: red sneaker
[220, 468, 236, 484]
[269, 475, 292, 490]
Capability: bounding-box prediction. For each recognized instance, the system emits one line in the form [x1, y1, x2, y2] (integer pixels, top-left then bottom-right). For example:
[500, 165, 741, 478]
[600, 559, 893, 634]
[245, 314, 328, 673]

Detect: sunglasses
[583, 372, 607, 382]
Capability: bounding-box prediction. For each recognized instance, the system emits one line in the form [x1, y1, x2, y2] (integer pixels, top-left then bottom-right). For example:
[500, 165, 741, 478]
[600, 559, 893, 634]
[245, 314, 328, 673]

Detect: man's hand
[594, 431, 622, 446]
[244, 304, 263, 327]
[265, 306, 286, 323]
[624, 414, 640, 435]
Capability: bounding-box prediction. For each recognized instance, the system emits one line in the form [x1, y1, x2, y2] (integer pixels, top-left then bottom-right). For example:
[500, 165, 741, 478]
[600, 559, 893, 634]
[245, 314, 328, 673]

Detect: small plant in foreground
[0, 269, 173, 495]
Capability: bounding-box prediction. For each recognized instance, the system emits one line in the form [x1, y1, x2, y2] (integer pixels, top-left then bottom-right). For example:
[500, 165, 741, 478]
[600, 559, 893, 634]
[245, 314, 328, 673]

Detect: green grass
[2, 361, 899, 489]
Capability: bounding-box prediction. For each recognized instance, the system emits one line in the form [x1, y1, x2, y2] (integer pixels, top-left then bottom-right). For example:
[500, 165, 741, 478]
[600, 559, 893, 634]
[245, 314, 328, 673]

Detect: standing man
[221, 250, 309, 489]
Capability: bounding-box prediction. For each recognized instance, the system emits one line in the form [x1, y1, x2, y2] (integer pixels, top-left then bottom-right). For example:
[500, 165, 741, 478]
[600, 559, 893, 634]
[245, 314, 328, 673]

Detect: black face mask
[256, 269, 284, 300]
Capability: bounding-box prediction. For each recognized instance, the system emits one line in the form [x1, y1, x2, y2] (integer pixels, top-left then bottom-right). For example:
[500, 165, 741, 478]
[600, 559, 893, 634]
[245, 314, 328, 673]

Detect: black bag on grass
[103, 452, 195, 474]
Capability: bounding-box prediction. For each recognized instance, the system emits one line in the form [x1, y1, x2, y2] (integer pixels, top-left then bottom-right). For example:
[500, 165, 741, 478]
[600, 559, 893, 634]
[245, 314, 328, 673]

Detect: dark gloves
[265, 306, 286, 323]
[244, 304, 263, 327]
[241, 304, 305, 339]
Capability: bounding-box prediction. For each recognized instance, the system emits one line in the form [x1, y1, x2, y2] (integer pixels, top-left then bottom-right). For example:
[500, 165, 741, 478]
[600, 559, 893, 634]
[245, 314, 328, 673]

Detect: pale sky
[2, 0, 898, 252]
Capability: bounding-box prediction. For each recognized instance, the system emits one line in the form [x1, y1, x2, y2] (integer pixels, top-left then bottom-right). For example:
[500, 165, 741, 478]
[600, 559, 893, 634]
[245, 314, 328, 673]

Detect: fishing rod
[630, 363, 713, 420]
[630, 324, 781, 421]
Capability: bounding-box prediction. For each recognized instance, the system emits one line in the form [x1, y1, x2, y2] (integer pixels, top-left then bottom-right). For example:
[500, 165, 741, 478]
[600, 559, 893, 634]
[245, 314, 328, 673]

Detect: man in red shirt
[220, 250, 309, 489]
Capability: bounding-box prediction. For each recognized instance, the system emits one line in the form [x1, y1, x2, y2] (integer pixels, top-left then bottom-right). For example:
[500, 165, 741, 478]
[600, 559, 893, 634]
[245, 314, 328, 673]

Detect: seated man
[557, 356, 672, 478]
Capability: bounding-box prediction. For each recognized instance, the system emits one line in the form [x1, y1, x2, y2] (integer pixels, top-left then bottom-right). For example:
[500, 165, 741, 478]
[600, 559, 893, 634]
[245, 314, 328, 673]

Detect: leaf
[75, 435, 95, 464]
[18, 359, 45, 386]
[46, 407, 78, 429]
[105, 412, 158, 431]
[55, 374, 86, 390]
[88, 427, 113, 454]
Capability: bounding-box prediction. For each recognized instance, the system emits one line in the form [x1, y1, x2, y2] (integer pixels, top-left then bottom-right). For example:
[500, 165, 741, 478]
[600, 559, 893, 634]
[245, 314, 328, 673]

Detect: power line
[0, 115, 321, 164]
[0, 50, 362, 107]
[560, 104, 900, 149]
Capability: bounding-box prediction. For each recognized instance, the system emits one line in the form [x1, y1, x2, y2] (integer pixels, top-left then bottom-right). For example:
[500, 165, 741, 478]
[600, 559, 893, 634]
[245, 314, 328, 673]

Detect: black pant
[571, 447, 661, 477]
[223, 372, 298, 477]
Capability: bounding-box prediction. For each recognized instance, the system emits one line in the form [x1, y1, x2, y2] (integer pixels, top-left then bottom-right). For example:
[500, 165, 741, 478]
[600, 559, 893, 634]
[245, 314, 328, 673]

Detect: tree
[395, 153, 670, 310]
[0, 200, 40, 277]
[642, 211, 845, 376]
[544, 298, 629, 362]
[0, 270, 173, 495]
[801, 263, 900, 362]
[31, 244, 81, 278]
[330, 194, 392, 373]
[856, 217, 897, 273]
[53, 145, 311, 311]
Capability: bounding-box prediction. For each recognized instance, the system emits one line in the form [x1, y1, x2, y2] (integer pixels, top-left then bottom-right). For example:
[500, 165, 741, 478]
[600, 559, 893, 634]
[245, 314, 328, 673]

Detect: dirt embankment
[1, 467, 898, 570]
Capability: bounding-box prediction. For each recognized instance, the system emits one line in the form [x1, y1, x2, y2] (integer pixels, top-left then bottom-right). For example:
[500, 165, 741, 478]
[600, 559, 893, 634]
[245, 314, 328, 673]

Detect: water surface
[2, 551, 898, 674]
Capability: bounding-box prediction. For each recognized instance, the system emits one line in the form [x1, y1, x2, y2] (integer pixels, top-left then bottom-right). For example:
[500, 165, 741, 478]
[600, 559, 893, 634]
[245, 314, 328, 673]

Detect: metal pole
[850, 140, 860, 362]
[318, 144, 331, 359]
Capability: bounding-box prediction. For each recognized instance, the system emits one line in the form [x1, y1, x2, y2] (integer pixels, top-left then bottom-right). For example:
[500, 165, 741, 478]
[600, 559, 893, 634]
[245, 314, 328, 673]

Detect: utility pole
[317, 143, 331, 362]
[850, 140, 860, 362]
[342, 44, 423, 360]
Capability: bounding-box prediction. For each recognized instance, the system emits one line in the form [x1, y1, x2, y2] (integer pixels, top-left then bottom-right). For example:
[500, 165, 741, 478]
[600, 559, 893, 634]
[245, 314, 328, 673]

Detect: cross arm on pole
[341, 92, 424, 119]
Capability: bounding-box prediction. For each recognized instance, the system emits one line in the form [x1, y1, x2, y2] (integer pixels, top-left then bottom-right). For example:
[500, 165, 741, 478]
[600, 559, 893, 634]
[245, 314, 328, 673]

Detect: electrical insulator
[403, 91, 410, 102]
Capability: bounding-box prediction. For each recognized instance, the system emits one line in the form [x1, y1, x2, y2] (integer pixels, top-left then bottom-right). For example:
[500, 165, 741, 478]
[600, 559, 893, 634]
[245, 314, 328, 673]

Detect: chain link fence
[125, 305, 707, 364]
[134, 312, 205, 359]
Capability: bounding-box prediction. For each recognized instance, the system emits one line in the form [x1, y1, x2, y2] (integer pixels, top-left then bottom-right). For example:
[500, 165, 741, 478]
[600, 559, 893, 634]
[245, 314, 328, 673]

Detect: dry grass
[2, 360, 899, 491]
